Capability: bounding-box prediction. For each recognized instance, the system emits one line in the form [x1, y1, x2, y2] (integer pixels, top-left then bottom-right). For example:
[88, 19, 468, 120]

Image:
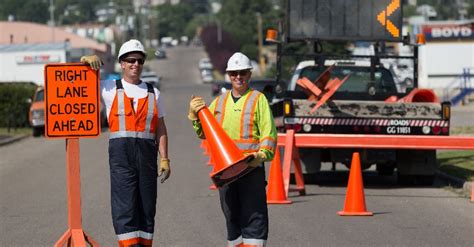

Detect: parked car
[198, 58, 213, 70]
[29, 86, 45, 137]
[211, 78, 286, 102]
[201, 69, 214, 84]
[141, 71, 162, 89]
[154, 48, 167, 59]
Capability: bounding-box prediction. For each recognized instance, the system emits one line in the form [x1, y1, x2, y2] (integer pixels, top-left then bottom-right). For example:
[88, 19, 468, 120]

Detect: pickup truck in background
[28, 86, 45, 137]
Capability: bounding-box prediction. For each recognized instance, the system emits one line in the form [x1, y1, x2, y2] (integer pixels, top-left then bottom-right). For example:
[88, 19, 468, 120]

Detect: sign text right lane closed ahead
[44, 63, 100, 138]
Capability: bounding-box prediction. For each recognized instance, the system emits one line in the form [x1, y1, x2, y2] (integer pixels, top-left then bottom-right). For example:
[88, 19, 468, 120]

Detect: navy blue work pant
[108, 138, 158, 238]
[219, 166, 269, 244]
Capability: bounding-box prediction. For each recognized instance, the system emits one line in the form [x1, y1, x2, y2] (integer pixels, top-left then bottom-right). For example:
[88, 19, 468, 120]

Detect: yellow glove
[158, 158, 171, 183]
[188, 96, 206, 121]
[247, 151, 267, 168]
[80, 55, 103, 70]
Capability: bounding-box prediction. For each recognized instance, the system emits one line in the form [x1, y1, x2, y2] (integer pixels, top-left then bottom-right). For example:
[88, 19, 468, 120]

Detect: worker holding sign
[81, 39, 169, 247]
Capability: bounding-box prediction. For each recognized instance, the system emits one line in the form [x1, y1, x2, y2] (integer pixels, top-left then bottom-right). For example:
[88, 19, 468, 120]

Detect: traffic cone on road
[338, 152, 373, 216]
[267, 148, 292, 204]
[198, 106, 254, 187]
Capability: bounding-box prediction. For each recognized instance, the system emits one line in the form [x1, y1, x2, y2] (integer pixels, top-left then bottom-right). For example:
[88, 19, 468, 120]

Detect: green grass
[0, 127, 31, 136]
[450, 126, 474, 135]
[437, 150, 474, 181]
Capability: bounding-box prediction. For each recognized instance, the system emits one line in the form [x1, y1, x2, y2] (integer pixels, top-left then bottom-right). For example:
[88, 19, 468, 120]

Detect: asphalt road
[1, 46, 473, 247]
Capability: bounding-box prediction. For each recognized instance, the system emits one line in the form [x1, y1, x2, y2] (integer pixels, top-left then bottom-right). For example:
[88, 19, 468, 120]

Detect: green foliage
[0, 0, 49, 23]
[155, 3, 194, 39]
[404, 5, 418, 17]
[217, 0, 277, 60]
[0, 0, 112, 24]
[438, 151, 474, 181]
[184, 15, 209, 40]
[0, 83, 37, 131]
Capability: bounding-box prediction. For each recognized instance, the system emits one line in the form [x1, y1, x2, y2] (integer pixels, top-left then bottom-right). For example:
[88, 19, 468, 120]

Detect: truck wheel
[32, 127, 43, 137]
[299, 148, 322, 174]
[376, 163, 395, 176]
[396, 150, 436, 186]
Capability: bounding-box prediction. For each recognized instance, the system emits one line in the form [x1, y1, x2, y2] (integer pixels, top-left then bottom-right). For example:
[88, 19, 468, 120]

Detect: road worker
[81, 39, 170, 247]
[189, 52, 277, 247]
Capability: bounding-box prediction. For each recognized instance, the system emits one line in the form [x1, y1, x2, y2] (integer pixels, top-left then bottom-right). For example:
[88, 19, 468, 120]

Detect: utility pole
[49, 0, 55, 42]
[256, 12, 266, 75]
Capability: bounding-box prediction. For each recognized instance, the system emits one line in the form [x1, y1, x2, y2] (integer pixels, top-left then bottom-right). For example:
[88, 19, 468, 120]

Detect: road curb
[0, 134, 30, 147]
[436, 170, 472, 199]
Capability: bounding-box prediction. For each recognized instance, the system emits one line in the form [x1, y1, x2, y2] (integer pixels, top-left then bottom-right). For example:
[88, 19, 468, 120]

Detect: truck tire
[299, 148, 322, 174]
[32, 127, 43, 137]
[396, 150, 436, 185]
[376, 162, 395, 176]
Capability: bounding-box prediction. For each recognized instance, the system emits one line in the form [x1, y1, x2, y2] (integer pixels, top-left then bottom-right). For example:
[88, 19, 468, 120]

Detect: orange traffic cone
[338, 152, 373, 216]
[267, 148, 291, 204]
[207, 153, 214, 166]
[198, 106, 253, 187]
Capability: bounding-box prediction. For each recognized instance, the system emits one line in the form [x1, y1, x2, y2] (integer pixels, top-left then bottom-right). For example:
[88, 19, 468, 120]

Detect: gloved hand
[188, 96, 206, 121]
[158, 158, 171, 183]
[80, 55, 103, 70]
[246, 151, 267, 168]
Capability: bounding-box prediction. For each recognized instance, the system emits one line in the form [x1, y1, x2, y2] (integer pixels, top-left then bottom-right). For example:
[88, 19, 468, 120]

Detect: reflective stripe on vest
[215, 92, 230, 124]
[214, 90, 264, 152]
[109, 80, 157, 140]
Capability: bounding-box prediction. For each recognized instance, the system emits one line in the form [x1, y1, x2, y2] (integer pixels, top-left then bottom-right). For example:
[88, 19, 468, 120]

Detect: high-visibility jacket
[108, 80, 158, 140]
[193, 89, 277, 160]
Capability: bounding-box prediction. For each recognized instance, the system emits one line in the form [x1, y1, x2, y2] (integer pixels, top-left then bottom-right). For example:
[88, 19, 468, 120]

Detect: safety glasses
[122, 57, 145, 65]
[228, 70, 250, 77]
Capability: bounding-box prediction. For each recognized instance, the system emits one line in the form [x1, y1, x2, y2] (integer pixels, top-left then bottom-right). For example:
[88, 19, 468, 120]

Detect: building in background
[0, 43, 67, 85]
[0, 21, 113, 84]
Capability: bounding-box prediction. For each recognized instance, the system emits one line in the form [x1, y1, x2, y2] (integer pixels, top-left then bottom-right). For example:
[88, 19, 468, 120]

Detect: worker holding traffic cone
[188, 52, 277, 247]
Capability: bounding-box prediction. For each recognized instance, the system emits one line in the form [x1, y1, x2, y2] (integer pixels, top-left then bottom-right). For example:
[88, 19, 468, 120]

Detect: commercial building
[0, 21, 113, 85]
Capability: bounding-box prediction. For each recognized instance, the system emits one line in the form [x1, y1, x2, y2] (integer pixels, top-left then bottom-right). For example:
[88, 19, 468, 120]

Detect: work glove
[158, 158, 171, 183]
[188, 96, 206, 121]
[246, 151, 267, 168]
[80, 55, 103, 70]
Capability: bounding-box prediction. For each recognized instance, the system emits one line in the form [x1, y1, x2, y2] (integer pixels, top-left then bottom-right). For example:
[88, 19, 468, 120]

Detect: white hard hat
[118, 39, 146, 60]
[226, 52, 253, 71]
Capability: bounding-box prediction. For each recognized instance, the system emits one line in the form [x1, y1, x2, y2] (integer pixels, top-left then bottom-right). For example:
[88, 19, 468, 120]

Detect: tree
[155, 3, 194, 38]
[0, 0, 49, 23]
[217, 0, 274, 60]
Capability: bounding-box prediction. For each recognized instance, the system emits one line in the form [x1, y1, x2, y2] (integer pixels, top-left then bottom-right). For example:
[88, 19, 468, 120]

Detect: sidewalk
[0, 134, 29, 147]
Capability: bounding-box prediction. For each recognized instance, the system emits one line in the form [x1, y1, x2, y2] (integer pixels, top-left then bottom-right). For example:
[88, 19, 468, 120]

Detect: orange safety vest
[108, 80, 158, 140]
[213, 90, 276, 153]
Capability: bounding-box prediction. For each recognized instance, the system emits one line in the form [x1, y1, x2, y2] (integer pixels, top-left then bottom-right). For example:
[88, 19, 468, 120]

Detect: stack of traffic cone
[338, 152, 373, 216]
[198, 106, 253, 187]
[267, 148, 292, 204]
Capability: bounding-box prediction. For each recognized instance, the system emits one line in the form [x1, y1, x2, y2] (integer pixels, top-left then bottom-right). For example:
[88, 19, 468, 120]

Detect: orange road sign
[44, 63, 100, 138]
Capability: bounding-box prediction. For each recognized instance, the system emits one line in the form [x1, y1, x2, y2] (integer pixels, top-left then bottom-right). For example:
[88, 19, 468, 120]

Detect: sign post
[45, 63, 101, 247]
